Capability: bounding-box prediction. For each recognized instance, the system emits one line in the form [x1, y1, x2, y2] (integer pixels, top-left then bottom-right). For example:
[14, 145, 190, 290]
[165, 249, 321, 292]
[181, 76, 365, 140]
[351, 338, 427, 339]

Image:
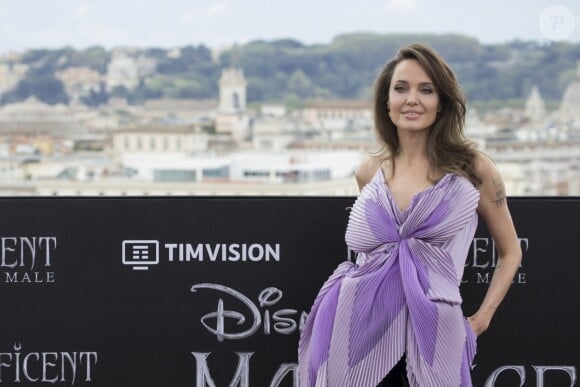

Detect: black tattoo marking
[491, 176, 506, 207]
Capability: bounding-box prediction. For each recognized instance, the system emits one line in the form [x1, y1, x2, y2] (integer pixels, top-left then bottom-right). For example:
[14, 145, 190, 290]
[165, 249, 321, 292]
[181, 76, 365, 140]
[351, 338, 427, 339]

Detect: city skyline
[1, 0, 579, 54]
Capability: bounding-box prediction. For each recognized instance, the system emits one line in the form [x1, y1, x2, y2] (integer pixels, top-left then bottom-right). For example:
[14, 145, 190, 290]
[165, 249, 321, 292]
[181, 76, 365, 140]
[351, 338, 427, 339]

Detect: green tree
[3, 75, 68, 105]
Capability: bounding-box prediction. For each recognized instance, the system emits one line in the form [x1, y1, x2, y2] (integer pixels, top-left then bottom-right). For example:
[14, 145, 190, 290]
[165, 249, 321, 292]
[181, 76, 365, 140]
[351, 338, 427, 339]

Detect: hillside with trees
[1, 34, 578, 108]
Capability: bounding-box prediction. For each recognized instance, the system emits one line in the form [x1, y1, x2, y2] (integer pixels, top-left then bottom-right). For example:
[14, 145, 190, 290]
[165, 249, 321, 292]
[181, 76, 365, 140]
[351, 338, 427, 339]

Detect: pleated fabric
[298, 169, 479, 387]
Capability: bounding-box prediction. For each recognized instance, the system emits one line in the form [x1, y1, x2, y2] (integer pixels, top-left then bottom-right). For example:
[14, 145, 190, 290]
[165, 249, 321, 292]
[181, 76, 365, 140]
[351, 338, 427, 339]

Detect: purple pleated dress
[298, 168, 479, 387]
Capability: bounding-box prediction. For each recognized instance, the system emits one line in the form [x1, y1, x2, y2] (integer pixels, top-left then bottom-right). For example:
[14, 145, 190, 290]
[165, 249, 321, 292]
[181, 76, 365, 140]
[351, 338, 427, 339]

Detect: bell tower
[218, 67, 246, 114]
[216, 67, 250, 141]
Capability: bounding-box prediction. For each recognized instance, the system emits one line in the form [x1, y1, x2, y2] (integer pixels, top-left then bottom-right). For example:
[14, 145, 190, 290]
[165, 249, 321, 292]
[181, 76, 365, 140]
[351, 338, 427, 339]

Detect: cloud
[147, 30, 183, 48]
[178, 3, 228, 24]
[73, 5, 95, 19]
[385, 0, 417, 11]
[75, 22, 131, 48]
[178, 10, 197, 24]
[206, 2, 229, 17]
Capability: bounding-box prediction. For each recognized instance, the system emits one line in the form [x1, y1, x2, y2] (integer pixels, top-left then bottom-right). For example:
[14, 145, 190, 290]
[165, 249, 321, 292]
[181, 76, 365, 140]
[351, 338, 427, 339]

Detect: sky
[0, 0, 579, 54]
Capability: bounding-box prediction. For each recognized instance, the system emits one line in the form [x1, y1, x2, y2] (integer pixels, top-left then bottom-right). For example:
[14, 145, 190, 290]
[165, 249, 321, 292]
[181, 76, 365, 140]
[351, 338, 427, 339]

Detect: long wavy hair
[373, 43, 481, 186]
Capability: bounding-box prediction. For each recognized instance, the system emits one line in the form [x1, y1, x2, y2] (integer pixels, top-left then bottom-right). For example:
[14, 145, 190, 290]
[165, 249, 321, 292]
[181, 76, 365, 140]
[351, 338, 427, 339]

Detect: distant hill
[1, 33, 578, 107]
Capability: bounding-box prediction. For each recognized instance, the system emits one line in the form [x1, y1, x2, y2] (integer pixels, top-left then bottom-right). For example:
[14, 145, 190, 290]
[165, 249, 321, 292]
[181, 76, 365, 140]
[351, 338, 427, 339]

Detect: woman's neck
[396, 131, 429, 166]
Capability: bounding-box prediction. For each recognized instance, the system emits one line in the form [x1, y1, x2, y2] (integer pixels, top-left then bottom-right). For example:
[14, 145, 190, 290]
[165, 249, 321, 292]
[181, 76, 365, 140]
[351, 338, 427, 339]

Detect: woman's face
[387, 59, 440, 133]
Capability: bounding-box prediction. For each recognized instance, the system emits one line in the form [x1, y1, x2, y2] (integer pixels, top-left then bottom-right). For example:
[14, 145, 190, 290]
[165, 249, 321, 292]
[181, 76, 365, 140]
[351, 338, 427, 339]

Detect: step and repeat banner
[0, 197, 578, 386]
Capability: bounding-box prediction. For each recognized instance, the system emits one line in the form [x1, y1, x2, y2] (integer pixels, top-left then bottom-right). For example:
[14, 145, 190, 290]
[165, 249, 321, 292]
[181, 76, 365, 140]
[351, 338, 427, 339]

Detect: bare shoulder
[473, 151, 507, 208]
[473, 150, 497, 177]
[355, 156, 383, 191]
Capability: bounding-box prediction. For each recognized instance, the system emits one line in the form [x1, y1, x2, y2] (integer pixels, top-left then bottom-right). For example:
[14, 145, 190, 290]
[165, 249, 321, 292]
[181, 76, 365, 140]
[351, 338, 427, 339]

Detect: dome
[560, 61, 580, 126]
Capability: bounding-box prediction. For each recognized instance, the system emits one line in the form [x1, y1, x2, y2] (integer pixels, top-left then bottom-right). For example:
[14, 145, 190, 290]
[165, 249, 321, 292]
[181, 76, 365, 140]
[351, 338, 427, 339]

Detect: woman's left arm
[468, 153, 523, 336]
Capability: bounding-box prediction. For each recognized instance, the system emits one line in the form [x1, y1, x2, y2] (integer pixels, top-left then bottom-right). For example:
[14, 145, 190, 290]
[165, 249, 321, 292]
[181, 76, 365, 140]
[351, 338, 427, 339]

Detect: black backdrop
[0, 197, 578, 386]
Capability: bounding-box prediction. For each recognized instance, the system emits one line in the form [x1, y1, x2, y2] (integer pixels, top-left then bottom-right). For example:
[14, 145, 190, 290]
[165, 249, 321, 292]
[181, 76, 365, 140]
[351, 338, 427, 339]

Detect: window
[154, 169, 197, 182]
[232, 92, 240, 109]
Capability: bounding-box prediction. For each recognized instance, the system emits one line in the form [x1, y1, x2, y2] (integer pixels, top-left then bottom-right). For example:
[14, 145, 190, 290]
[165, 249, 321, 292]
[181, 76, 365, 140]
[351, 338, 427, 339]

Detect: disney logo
[190, 283, 308, 342]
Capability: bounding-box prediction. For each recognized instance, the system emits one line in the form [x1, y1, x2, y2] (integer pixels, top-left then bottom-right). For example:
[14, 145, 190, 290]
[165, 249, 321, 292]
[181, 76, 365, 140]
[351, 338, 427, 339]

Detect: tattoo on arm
[491, 175, 506, 207]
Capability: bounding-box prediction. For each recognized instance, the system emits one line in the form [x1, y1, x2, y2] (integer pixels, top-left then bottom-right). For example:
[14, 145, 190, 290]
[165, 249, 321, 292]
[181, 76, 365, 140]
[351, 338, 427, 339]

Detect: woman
[298, 44, 522, 386]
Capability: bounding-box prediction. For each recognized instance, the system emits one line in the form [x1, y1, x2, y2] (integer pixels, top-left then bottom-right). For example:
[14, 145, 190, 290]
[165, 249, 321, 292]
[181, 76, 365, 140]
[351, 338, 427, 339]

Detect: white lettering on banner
[483, 364, 577, 386]
[192, 352, 252, 387]
[347, 237, 530, 285]
[1, 237, 57, 284]
[189, 357, 578, 387]
[166, 243, 280, 262]
[191, 352, 297, 387]
[190, 283, 308, 342]
[0, 237, 56, 269]
[123, 241, 281, 270]
[468, 237, 528, 269]
[462, 237, 529, 284]
[4, 271, 55, 284]
[0, 342, 97, 384]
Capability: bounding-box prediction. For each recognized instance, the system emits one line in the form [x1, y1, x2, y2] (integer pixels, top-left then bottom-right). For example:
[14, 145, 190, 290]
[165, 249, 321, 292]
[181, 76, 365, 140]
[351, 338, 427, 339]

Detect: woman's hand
[467, 313, 491, 336]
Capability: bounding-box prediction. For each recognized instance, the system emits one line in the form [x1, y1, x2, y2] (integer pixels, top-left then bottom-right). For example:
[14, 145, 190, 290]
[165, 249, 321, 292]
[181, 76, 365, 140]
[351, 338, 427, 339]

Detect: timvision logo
[122, 240, 281, 271]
